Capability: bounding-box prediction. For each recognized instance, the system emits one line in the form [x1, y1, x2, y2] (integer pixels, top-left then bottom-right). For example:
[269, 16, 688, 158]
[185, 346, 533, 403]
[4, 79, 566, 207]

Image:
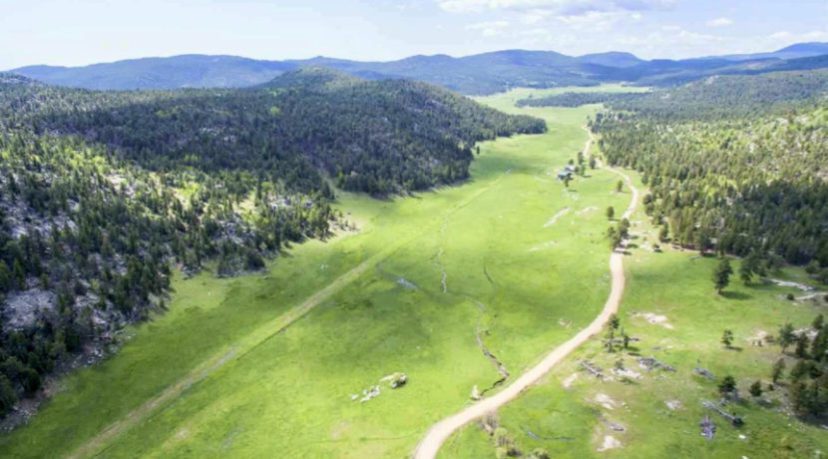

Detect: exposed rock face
[3, 289, 57, 329]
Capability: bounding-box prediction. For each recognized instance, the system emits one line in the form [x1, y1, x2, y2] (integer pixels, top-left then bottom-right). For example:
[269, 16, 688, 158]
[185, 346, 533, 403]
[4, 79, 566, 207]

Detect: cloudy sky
[2, 0, 827, 69]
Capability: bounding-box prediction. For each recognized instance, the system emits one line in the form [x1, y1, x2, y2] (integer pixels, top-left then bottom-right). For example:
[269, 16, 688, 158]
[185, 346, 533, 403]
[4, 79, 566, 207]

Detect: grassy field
[0, 91, 632, 458]
[439, 141, 828, 458]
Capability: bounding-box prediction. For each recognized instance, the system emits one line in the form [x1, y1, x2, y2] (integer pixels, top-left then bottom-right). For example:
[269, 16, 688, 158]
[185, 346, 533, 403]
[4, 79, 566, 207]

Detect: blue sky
[2, 0, 827, 69]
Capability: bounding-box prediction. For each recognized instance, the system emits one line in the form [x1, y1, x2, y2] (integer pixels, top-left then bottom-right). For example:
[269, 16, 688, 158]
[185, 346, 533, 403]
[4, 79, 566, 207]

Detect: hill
[716, 42, 828, 61]
[10, 43, 828, 94]
[577, 51, 644, 68]
[0, 69, 544, 419]
[12, 55, 294, 90]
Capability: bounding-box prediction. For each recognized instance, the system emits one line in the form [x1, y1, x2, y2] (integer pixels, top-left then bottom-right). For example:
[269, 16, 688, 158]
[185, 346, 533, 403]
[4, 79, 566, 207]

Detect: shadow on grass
[721, 291, 752, 301]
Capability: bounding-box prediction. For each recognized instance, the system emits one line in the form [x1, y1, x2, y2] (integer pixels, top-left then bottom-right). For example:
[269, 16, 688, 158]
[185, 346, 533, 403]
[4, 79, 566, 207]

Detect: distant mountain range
[9, 42, 828, 94]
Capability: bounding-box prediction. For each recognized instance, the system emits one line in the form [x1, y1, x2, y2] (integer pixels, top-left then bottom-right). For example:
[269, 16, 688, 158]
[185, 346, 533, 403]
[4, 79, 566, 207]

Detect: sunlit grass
[1, 88, 636, 458]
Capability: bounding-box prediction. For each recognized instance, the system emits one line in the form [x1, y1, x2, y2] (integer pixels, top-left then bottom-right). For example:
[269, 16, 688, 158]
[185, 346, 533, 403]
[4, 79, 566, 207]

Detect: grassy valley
[1, 55, 827, 459]
[0, 89, 638, 457]
[3, 1, 828, 456]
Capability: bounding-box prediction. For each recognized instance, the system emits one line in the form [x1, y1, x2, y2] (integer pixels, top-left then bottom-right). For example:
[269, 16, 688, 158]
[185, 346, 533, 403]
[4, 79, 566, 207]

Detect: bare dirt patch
[595, 393, 618, 410]
[635, 312, 674, 329]
[612, 368, 642, 380]
[597, 435, 622, 452]
[747, 330, 770, 346]
[665, 400, 683, 411]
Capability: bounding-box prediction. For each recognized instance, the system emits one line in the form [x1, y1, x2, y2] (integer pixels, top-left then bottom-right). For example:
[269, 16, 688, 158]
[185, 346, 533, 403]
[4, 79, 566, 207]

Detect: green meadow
[440, 165, 828, 459]
[0, 91, 632, 458]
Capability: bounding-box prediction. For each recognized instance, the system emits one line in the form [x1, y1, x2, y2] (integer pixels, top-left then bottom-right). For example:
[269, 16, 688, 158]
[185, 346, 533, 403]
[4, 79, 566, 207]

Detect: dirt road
[413, 129, 639, 459]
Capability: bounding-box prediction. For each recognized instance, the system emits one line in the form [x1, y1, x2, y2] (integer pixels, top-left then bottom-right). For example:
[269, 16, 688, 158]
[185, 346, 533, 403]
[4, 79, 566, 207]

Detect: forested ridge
[591, 70, 828, 275]
[0, 69, 544, 418]
[519, 70, 828, 117]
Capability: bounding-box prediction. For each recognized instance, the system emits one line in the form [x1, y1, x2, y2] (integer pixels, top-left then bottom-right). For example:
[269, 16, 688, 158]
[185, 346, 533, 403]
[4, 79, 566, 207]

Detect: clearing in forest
[0, 90, 630, 458]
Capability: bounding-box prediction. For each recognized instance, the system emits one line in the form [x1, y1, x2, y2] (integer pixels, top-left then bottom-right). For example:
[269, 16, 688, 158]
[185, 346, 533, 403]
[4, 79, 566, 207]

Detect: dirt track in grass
[413, 129, 640, 459]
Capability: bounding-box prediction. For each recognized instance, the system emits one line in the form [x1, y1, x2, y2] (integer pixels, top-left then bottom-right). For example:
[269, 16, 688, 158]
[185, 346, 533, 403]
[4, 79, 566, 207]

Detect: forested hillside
[519, 69, 828, 116]
[0, 70, 543, 418]
[7, 68, 544, 195]
[592, 70, 828, 274]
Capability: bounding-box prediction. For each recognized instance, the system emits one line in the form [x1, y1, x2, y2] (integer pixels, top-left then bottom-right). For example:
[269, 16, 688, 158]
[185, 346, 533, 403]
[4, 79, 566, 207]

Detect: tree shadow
[721, 291, 752, 301]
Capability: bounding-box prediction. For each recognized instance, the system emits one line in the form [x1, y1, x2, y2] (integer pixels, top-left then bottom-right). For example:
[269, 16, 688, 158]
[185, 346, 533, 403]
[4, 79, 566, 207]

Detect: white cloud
[519, 9, 554, 24]
[706, 17, 733, 28]
[436, 0, 674, 15]
[556, 10, 641, 31]
[768, 30, 828, 45]
[465, 20, 512, 36]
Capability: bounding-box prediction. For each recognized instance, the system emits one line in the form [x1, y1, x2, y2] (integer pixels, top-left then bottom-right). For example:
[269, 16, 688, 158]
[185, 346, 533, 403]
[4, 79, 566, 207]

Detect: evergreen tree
[749, 380, 763, 398]
[718, 375, 737, 397]
[771, 358, 786, 383]
[0, 261, 11, 293]
[721, 329, 734, 348]
[794, 334, 810, 359]
[713, 258, 733, 294]
[12, 259, 25, 290]
[0, 375, 16, 416]
[778, 323, 796, 352]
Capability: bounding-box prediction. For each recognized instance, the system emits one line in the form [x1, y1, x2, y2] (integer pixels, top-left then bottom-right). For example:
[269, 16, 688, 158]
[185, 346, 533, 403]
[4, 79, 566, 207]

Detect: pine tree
[0, 375, 16, 417]
[771, 358, 786, 383]
[713, 258, 733, 294]
[778, 323, 795, 352]
[721, 329, 734, 348]
[749, 380, 763, 398]
[609, 314, 620, 330]
[812, 314, 824, 331]
[794, 334, 809, 359]
[0, 261, 11, 293]
[12, 259, 26, 290]
[718, 375, 737, 397]
[658, 223, 669, 243]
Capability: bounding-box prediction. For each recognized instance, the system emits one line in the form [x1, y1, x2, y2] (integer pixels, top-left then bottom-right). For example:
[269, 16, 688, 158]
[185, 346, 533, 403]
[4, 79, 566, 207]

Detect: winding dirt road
[413, 129, 639, 459]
